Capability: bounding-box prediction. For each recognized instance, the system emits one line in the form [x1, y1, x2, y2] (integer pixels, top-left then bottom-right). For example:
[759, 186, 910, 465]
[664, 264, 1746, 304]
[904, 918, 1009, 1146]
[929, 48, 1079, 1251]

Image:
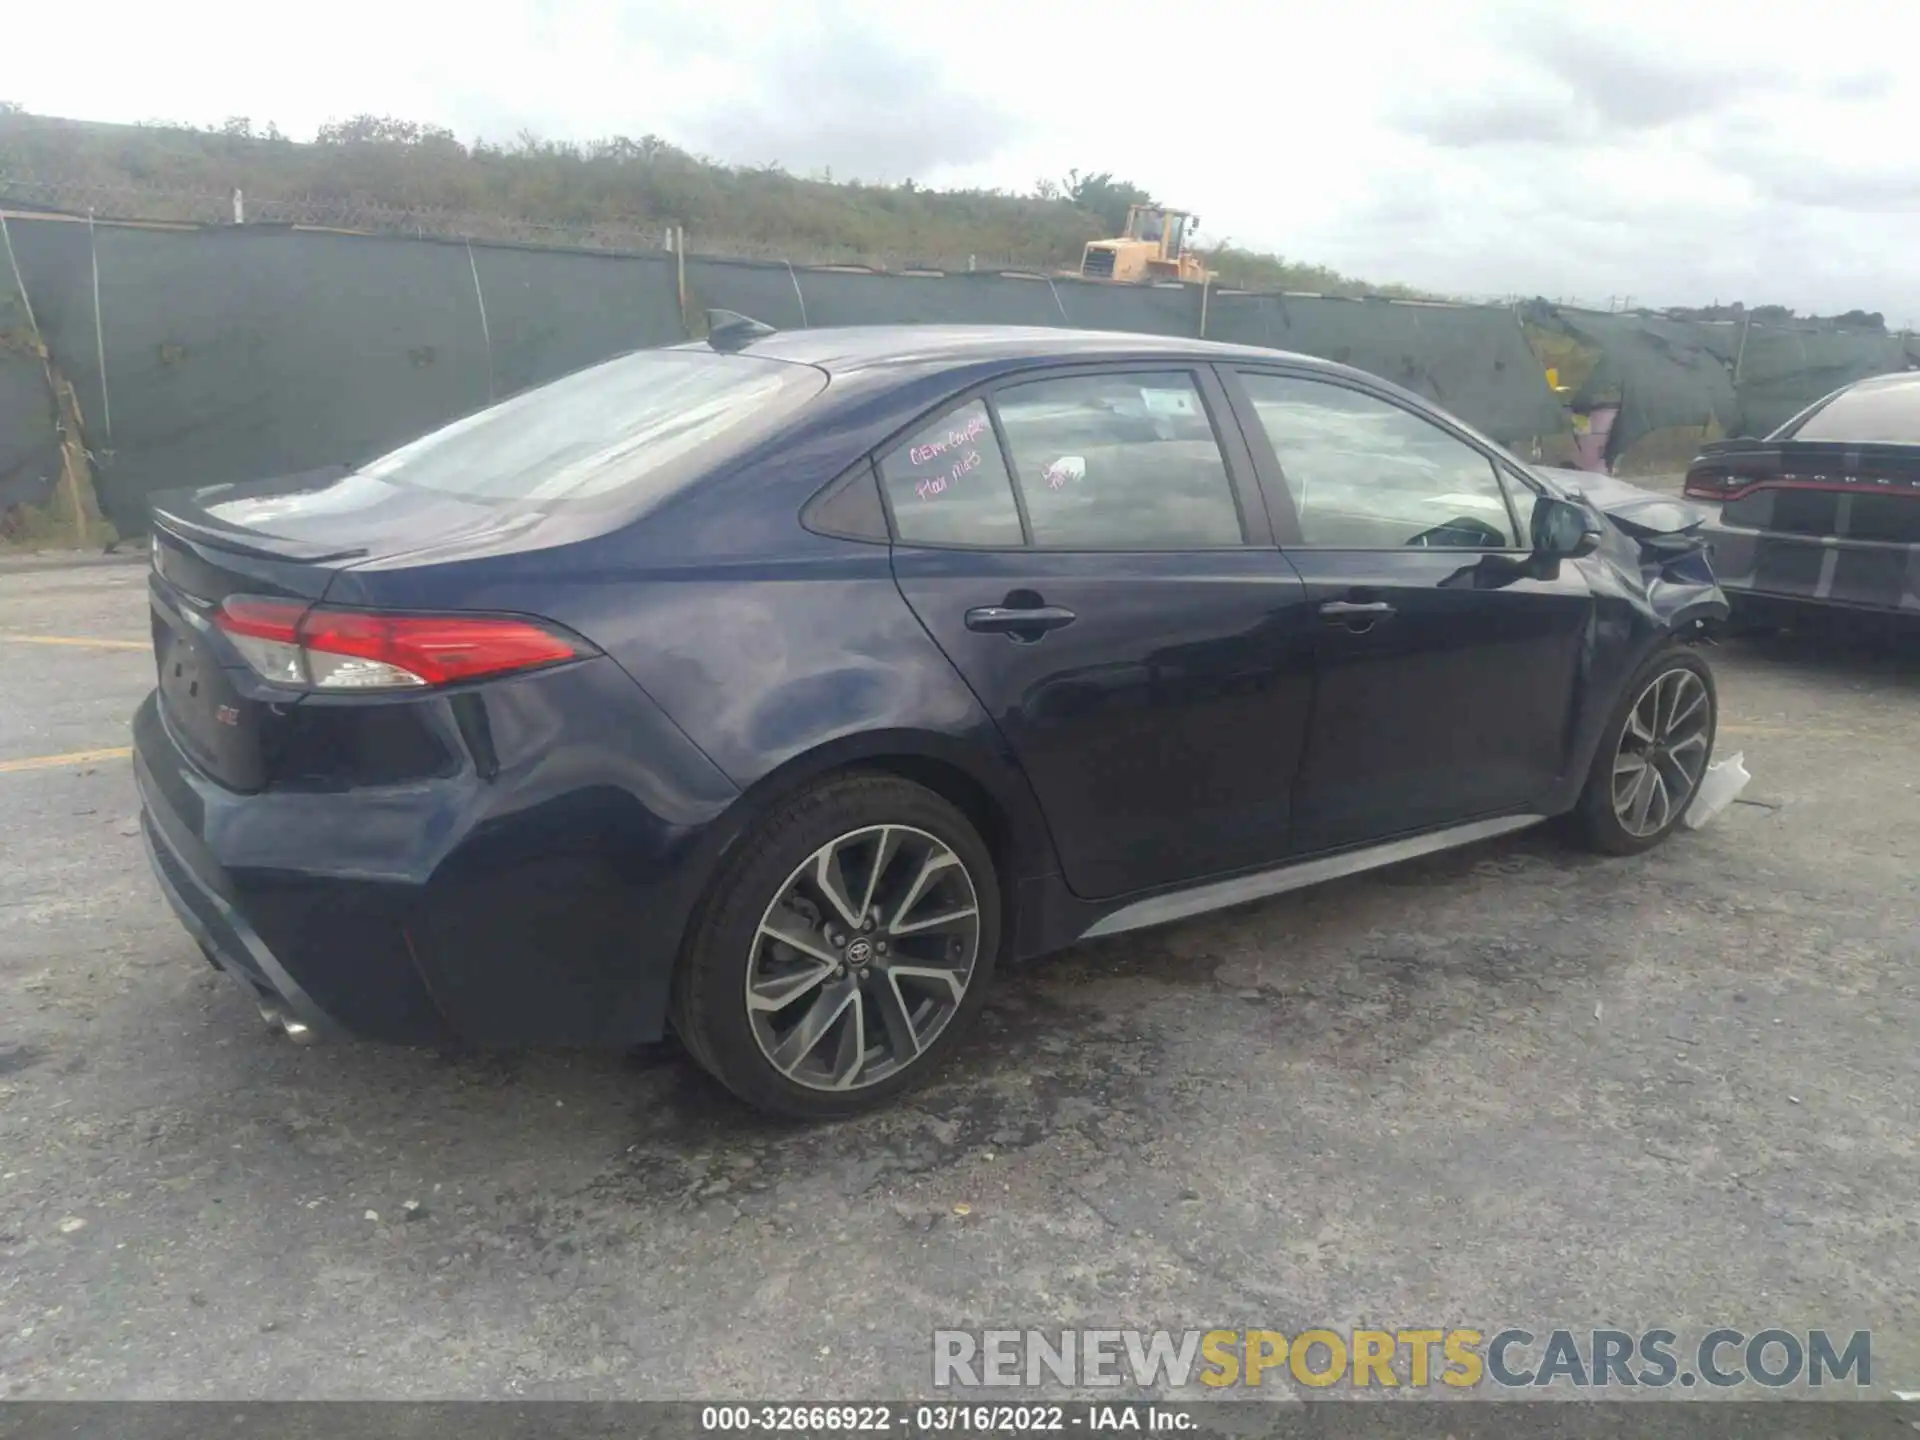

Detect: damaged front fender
[1534, 466, 1730, 631]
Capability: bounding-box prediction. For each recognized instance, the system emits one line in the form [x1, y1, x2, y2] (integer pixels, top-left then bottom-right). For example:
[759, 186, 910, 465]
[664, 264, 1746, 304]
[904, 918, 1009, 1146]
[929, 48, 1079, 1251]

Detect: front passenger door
[1230, 370, 1594, 854]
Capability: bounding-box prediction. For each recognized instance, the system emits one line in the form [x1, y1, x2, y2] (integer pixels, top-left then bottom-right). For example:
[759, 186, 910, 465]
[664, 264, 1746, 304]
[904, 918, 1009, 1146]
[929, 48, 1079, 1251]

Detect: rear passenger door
[884, 366, 1316, 902]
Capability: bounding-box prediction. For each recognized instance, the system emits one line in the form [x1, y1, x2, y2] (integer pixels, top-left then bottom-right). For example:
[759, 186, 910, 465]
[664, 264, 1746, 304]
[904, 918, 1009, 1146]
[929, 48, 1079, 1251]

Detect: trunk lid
[147, 464, 517, 594]
[145, 465, 510, 793]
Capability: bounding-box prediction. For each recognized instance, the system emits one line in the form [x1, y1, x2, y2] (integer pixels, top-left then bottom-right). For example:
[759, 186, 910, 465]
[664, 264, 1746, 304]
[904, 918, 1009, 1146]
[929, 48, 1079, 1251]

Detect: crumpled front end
[1536, 466, 1730, 632]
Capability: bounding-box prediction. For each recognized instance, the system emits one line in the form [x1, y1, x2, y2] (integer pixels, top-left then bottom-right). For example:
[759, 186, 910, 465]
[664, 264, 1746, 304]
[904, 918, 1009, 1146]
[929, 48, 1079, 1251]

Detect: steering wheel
[1406, 515, 1509, 549]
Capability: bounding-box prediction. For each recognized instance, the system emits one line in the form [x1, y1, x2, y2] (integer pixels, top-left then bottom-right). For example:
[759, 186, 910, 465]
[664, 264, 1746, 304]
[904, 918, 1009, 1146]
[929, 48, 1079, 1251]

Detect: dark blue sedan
[134, 319, 1728, 1117]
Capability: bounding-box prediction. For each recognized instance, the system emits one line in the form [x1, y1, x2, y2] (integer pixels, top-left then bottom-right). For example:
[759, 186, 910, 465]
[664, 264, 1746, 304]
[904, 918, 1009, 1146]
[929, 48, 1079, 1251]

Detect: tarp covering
[0, 344, 58, 513]
[1523, 304, 1740, 456]
[1207, 294, 1568, 445]
[1733, 327, 1920, 439]
[1524, 300, 1920, 453]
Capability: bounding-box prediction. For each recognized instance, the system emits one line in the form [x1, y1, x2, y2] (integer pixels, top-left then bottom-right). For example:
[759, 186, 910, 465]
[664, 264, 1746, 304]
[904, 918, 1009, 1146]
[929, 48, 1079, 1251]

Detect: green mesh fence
[1, 215, 87, 518]
[1521, 304, 1739, 456]
[682, 267, 1564, 444]
[11, 221, 490, 532]
[6, 210, 1911, 536]
[1207, 293, 1567, 445]
[7, 221, 682, 532]
[1733, 327, 1920, 437]
[0, 345, 58, 513]
[467, 243, 682, 397]
[1522, 300, 1919, 454]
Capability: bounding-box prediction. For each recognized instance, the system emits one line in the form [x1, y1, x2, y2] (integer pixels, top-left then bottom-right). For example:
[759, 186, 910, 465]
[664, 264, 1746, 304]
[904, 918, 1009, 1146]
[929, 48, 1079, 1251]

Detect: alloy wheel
[745, 824, 981, 1092]
[1611, 667, 1712, 838]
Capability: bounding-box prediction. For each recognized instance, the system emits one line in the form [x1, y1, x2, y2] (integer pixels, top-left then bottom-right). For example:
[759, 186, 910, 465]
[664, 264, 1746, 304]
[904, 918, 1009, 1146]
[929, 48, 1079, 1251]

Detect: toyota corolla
[134, 320, 1727, 1118]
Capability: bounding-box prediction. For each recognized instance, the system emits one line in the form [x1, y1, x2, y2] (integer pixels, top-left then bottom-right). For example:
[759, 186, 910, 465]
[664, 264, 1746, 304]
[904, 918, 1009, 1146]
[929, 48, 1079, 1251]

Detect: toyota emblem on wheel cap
[844, 938, 874, 966]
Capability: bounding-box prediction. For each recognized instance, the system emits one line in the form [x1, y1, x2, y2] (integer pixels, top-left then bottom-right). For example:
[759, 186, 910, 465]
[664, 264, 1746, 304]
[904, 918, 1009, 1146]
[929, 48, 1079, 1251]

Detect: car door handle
[1318, 600, 1396, 620]
[965, 605, 1077, 637]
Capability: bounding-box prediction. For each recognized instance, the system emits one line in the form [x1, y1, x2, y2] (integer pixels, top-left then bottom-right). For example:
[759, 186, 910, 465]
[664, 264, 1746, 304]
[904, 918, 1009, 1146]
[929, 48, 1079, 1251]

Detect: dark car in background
[134, 322, 1727, 1119]
[1685, 370, 1920, 630]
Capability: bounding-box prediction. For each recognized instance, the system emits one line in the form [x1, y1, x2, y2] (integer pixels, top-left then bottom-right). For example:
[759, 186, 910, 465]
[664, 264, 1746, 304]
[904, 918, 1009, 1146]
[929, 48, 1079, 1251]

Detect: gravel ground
[0, 555, 1915, 1402]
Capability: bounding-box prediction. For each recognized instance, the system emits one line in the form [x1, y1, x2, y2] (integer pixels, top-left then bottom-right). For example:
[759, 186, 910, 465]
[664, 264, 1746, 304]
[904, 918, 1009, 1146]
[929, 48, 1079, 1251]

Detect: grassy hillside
[0, 108, 1410, 291]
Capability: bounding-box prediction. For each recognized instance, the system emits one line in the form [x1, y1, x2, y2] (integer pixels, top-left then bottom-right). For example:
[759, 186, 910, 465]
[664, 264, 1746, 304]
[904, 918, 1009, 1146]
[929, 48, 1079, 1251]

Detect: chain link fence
[0, 172, 1065, 274]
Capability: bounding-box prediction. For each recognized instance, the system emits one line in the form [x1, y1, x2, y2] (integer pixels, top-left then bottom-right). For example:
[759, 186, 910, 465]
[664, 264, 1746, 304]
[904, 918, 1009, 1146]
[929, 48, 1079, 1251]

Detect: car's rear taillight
[1683, 468, 1742, 500]
[214, 597, 582, 691]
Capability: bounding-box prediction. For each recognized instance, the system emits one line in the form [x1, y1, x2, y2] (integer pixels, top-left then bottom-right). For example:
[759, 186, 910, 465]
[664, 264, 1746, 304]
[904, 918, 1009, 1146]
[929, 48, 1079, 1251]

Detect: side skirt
[1078, 813, 1547, 940]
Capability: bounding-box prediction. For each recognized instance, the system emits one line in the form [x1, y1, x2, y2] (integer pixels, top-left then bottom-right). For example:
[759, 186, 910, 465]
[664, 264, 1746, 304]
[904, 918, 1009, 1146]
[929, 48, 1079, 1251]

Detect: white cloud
[6, 0, 1914, 317]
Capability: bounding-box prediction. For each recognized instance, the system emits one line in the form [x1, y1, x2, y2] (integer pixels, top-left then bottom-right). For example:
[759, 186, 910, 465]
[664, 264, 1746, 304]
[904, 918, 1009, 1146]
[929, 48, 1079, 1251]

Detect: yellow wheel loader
[1080, 205, 1213, 284]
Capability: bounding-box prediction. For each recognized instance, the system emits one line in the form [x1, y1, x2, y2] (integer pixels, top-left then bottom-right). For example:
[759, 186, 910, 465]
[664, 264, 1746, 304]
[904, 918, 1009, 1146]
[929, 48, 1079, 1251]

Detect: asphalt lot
[1, 553, 1916, 1402]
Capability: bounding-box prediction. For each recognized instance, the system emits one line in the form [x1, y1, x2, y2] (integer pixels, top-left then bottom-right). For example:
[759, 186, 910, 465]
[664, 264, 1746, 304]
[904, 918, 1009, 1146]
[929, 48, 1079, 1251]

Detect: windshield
[355, 348, 827, 505]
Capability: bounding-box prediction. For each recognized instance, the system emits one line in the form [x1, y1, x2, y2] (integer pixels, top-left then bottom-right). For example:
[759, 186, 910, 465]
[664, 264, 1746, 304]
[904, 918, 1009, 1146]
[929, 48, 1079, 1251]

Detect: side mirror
[1531, 494, 1604, 560]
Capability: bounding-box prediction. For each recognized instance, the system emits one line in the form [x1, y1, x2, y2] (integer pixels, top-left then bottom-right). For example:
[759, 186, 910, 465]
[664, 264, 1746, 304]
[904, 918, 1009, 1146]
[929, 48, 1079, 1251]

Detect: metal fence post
[676, 225, 689, 337]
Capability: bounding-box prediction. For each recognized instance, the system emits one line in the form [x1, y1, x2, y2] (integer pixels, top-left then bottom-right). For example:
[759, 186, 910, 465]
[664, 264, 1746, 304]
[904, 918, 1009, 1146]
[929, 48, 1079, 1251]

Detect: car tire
[1569, 645, 1718, 856]
[670, 772, 1001, 1119]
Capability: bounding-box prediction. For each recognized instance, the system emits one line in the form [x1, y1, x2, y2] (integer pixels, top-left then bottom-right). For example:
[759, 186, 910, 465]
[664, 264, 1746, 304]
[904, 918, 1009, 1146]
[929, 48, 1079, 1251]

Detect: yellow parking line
[1721, 722, 1858, 740]
[0, 633, 147, 651]
[0, 746, 133, 774]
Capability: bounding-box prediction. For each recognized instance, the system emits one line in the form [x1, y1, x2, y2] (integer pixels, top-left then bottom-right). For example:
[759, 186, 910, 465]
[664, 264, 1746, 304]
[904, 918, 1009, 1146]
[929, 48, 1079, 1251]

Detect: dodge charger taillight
[215, 597, 583, 691]
[1682, 467, 1745, 500]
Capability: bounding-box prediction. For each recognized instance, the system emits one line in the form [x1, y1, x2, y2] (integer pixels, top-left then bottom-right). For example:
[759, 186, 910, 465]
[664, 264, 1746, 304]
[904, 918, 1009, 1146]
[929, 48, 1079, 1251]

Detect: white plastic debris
[1683, 751, 1750, 830]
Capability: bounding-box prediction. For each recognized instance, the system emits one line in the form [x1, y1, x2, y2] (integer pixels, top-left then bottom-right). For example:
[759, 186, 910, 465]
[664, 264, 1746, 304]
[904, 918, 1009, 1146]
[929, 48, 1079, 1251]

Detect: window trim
[871, 361, 1275, 553]
[984, 397, 1037, 548]
[1222, 365, 1534, 554]
[800, 458, 891, 543]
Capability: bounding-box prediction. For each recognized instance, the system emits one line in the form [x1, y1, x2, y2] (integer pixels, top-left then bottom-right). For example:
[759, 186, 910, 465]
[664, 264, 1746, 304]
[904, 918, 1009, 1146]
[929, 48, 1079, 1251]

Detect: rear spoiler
[149, 484, 369, 565]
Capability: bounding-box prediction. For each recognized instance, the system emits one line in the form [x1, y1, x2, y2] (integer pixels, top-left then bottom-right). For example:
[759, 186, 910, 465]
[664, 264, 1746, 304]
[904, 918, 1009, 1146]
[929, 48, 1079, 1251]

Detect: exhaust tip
[257, 1001, 315, 1044]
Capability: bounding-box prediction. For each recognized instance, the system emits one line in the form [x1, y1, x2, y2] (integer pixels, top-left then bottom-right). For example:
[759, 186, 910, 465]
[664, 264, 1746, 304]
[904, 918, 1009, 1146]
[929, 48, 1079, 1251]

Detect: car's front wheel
[1570, 645, 1718, 856]
[671, 773, 1000, 1119]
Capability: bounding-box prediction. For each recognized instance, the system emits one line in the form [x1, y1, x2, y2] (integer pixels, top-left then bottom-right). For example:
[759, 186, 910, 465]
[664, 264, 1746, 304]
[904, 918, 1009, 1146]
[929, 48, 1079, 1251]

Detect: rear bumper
[131, 657, 741, 1049]
[138, 793, 331, 1039]
[134, 694, 455, 1043]
[1702, 520, 1920, 616]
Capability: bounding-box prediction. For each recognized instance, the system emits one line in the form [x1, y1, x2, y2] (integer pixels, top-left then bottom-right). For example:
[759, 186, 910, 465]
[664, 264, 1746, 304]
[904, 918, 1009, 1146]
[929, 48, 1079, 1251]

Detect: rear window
[1777, 374, 1920, 443]
[355, 348, 827, 505]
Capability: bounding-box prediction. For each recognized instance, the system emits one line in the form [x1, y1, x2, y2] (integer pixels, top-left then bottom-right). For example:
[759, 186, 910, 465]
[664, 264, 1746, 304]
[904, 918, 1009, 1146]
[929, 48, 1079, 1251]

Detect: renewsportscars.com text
[931, 1327, 1871, 1390]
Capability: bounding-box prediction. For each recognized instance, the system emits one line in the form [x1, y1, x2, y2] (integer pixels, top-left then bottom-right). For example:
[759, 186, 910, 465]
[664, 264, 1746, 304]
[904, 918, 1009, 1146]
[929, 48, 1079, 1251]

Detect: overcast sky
[9, 0, 1915, 316]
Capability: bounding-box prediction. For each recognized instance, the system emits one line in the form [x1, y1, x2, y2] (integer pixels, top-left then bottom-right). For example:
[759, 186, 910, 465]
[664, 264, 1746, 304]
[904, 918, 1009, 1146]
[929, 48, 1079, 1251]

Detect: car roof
[703, 323, 1323, 375]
